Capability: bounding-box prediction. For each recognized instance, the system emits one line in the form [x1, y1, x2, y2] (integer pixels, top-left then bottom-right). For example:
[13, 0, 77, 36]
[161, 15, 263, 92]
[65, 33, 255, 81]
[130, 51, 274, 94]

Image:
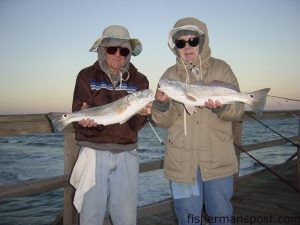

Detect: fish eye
[250, 94, 254, 98]
[63, 114, 67, 117]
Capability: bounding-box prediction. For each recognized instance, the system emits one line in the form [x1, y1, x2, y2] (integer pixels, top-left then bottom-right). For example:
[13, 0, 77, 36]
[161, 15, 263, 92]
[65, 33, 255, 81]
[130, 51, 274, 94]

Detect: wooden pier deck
[137, 160, 300, 225]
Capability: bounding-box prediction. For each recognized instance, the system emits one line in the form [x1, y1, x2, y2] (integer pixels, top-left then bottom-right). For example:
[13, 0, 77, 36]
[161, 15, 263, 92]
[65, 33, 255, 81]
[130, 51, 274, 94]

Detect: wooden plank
[238, 159, 297, 182]
[241, 136, 300, 152]
[0, 175, 69, 200]
[63, 130, 80, 225]
[0, 114, 50, 122]
[102, 199, 173, 225]
[139, 160, 164, 173]
[103, 217, 112, 225]
[0, 121, 52, 136]
[242, 110, 300, 121]
[232, 200, 296, 217]
[233, 188, 299, 215]
[0, 114, 73, 136]
[137, 199, 176, 225]
[235, 192, 300, 209]
[297, 115, 300, 190]
[232, 207, 278, 225]
[0, 114, 52, 136]
[137, 199, 173, 218]
[0, 160, 164, 200]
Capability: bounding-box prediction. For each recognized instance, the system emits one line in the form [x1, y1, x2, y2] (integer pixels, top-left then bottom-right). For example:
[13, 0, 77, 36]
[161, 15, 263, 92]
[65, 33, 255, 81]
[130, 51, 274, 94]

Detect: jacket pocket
[164, 125, 184, 173]
[209, 124, 236, 170]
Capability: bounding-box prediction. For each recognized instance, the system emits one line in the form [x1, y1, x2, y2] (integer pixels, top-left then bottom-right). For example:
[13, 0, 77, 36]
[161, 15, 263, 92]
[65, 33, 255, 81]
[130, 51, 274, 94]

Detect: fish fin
[184, 83, 198, 101]
[185, 93, 197, 102]
[184, 104, 197, 115]
[247, 88, 271, 116]
[47, 113, 70, 132]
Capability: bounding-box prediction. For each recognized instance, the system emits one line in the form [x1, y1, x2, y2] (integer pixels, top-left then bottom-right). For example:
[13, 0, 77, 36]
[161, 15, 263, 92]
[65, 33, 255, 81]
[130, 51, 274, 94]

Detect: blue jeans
[80, 149, 139, 225]
[170, 169, 233, 225]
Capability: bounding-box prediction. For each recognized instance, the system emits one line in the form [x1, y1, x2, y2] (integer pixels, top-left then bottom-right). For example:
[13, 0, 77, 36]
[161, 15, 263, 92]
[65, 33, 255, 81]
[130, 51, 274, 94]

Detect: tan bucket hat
[89, 25, 142, 56]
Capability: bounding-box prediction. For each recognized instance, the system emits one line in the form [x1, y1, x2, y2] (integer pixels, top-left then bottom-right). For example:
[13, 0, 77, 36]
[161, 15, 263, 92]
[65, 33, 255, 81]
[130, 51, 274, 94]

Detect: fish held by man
[158, 79, 270, 115]
[48, 89, 155, 132]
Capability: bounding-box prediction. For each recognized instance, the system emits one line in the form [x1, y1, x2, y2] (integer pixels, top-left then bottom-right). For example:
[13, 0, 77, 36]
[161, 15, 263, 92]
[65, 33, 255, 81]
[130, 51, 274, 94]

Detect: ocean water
[0, 118, 298, 225]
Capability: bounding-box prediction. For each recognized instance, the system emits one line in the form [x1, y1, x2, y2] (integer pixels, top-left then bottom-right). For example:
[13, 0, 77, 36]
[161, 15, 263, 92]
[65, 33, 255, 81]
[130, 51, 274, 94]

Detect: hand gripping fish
[158, 79, 270, 115]
[48, 89, 154, 132]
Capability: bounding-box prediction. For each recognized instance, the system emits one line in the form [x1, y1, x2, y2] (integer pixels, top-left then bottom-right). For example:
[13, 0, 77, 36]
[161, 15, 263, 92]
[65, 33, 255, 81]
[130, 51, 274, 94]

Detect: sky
[0, 0, 300, 115]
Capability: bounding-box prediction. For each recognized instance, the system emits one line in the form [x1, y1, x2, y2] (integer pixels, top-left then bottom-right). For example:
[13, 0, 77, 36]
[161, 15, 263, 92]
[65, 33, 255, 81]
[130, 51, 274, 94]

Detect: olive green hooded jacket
[151, 17, 245, 183]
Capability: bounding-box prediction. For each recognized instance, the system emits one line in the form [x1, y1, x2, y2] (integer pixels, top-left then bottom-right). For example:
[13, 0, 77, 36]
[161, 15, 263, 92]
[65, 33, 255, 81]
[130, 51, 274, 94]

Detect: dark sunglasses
[175, 37, 200, 49]
[106, 46, 130, 57]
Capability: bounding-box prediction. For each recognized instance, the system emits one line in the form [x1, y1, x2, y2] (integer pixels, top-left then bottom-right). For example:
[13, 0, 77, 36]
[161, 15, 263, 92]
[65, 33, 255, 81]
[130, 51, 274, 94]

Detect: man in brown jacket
[71, 25, 150, 225]
[152, 17, 244, 225]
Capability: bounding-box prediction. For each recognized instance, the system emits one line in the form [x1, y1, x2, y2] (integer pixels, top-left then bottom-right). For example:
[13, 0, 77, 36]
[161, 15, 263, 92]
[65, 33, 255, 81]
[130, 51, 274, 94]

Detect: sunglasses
[175, 37, 200, 49]
[106, 46, 130, 57]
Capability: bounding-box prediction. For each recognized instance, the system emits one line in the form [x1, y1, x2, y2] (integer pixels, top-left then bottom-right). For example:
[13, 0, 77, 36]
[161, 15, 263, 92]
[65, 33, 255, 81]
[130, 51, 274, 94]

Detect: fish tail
[247, 88, 271, 116]
[47, 113, 70, 132]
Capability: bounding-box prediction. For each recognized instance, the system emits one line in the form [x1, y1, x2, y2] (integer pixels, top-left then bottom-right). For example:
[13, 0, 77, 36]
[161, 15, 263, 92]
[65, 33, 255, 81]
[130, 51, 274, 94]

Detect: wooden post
[232, 121, 243, 190]
[63, 128, 80, 225]
[297, 115, 300, 190]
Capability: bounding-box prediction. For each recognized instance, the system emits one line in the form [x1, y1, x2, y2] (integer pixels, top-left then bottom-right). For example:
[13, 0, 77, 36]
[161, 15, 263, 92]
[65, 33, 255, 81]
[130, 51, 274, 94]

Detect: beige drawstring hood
[168, 17, 211, 69]
[168, 17, 211, 135]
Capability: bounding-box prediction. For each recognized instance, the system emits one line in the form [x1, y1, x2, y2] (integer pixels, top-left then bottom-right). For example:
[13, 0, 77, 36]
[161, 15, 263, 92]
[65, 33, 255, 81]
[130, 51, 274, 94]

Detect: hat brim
[89, 37, 142, 56]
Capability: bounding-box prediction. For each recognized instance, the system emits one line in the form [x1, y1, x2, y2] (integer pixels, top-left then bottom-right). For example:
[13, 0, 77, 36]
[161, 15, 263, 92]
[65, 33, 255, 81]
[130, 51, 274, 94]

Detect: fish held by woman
[48, 89, 154, 132]
[158, 79, 270, 115]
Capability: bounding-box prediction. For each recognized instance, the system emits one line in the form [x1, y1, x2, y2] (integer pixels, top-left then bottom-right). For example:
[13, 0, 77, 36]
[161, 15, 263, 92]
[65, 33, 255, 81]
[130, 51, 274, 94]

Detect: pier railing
[0, 110, 299, 225]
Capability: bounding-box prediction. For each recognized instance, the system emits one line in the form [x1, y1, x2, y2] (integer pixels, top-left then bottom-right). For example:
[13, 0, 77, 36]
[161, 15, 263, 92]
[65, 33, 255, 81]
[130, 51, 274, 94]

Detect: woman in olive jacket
[152, 17, 244, 225]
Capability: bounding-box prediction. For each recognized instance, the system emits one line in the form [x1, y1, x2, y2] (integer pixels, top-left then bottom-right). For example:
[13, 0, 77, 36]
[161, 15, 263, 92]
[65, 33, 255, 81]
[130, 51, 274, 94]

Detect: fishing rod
[148, 120, 164, 145]
[246, 112, 300, 162]
[234, 143, 299, 193]
[268, 95, 300, 103]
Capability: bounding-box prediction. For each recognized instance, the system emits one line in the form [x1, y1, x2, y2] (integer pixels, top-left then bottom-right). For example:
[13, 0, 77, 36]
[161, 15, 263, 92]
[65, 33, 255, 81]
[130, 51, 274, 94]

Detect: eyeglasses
[106, 46, 130, 57]
[175, 37, 200, 49]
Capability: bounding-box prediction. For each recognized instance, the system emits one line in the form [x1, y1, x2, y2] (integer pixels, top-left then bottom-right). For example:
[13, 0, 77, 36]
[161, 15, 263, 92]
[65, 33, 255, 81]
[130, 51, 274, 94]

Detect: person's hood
[97, 38, 132, 74]
[168, 17, 211, 69]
